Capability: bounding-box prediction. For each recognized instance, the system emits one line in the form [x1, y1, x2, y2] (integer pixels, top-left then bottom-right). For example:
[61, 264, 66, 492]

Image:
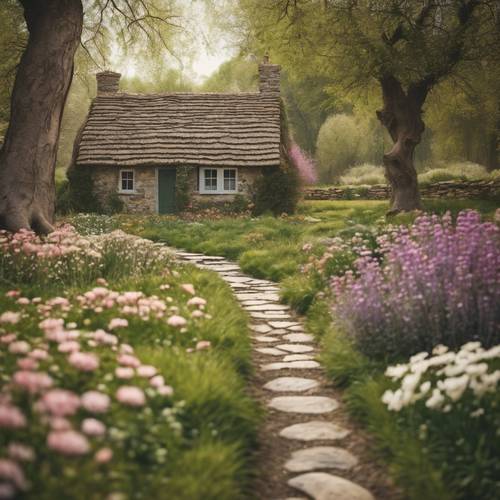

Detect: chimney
[258, 55, 281, 96]
[96, 71, 121, 94]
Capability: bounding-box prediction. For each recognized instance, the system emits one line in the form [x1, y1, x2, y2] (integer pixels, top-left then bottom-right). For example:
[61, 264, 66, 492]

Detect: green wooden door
[158, 169, 176, 214]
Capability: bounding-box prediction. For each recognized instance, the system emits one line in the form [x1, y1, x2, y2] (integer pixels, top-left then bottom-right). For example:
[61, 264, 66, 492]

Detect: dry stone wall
[304, 179, 500, 201]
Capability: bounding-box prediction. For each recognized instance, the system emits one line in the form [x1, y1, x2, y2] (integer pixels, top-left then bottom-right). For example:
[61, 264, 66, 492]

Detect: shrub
[104, 192, 125, 214]
[67, 166, 102, 213]
[289, 142, 318, 184]
[339, 164, 386, 186]
[331, 211, 500, 360]
[419, 162, 490, 184]
[253, 166, 300, 216]
[175, 166, 193, 212]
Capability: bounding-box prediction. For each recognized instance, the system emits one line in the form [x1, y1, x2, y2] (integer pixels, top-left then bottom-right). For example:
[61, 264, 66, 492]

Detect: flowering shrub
[289, 142, 318, 184]
[0, 225, 171, 288]
[381, 342, 500, 499]
[331, 211, 500, 359]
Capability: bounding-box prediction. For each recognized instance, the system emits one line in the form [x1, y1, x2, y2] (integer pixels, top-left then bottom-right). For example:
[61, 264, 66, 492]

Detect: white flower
[438, 374, 469, 401]
[381, 389, 405, 412]
[432, 344, 448, 355]
[385, 364, 408, 380]
[409, 352, 428, 364]
[425, 389, 445, 409]
[465, 363, 488, 376]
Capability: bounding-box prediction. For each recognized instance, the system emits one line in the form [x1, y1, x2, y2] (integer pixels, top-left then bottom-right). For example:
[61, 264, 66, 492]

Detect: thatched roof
[75, 93, 281, 168]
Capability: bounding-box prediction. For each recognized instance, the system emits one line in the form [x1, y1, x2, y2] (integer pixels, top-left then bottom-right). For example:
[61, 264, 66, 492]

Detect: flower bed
[0, 227, 258, 499]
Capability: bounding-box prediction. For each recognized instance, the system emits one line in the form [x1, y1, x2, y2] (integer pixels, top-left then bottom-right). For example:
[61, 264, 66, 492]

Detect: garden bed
[0, 226, 259, 499]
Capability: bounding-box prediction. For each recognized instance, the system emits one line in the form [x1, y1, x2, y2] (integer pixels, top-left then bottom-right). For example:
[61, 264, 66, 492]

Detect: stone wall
[91, 165, 264, 213]
[304, 179, 500, 201]
[91, 166, 157, 213]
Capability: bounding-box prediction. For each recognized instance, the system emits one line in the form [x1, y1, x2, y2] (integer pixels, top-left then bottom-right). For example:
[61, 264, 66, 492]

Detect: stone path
[174, 250, 398, 500]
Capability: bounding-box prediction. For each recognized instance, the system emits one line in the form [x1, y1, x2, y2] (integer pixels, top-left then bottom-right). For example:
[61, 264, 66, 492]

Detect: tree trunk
[0, 0, 83, 234]
[376, 75, 427, 214]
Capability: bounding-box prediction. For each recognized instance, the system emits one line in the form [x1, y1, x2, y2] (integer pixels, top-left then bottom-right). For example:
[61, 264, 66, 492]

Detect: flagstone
[276, 344, 314, 354]
[288, 473, 374, 500]
[264, 377, 319, 392]
[283, 333, 314, 343]
[250, 324, 272, 334]
[280, 421, 351, 442]
[283, 354, 315, 362]
[269, 321, 301, 329]
[268, 396, 338, 414]
[256, 347, 287, 356]
[261, 360, 321, 371]
[284, 446, 358, 472]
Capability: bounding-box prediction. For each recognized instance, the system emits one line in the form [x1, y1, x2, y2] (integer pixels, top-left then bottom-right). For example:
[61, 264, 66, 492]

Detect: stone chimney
[258, 55, 281, 96]
[96, 71, 121, 94]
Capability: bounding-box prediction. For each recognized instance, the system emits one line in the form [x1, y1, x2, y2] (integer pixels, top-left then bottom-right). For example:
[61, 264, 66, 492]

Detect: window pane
[121, 171, 134, 191]
[223, 169, 236, 191]
[204, 169, 217, 191]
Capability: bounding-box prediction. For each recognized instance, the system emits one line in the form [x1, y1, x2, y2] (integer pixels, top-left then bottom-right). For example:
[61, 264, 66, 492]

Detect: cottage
[72, 58, 282, 213]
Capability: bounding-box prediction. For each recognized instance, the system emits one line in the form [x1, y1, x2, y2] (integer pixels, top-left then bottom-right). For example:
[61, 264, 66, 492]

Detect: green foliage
[104, 192, 125, 214]
[175, 166, 193, 212]
[253, 166, 301, 215]
[202, 57, 257, 93]
[66, 165, 102, 213]
[339, 164, 386, 186]
[419, 162, 490, 184]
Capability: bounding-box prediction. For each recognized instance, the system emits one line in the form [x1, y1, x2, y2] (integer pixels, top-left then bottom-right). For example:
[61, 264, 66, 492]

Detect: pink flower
[0, 459, 28, 490]
[16, 358, 38, 371]
[115, 366, 134, 379]
[47, 430, 90, 456]
[108, 318, 128, 330]
[137, 365, 157, 378]
[8, 443, 35, 462]
[17, 297, 30, 305]
[0, 334, 16, 344]
[41, 389, 80, 417]
[81, 418, 106, 436]
[12, 371, 53, 394]
[191, 310, 204, 318]
[29, 348, 48, 360]
[5, 290, 20, 298]
[58, 341, 80, 353]
[181, 283, 195, 295]
[117, 354, 140, 368]
[116, 386, 146, 407]
[8, 341, 30, 355]
[120, 344, 134, 354]
[68, 352, 99, 372]
[0, 312, 20, 324]
[187, 297, 206, 307]
[96, 278, 108, 286]
[49, 417, 72, 431]
[81, 391, 110, 414]
[95, 447, 113, 463]
[167, 315, 187, 327]
[195, 340, 211, 351]
[39, 318, 64, 335]
[0, 405, 26, 429]
[0, 483, 15, 498]
[150, 375, 165, 388]
[157, 385, 174, 396]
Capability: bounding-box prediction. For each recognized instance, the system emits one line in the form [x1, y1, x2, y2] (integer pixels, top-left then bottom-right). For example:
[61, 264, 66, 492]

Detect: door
[158, 169, 176, 214]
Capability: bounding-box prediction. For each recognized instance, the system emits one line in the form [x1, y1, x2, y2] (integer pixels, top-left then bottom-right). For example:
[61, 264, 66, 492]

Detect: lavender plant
[331, 211, 500, 359]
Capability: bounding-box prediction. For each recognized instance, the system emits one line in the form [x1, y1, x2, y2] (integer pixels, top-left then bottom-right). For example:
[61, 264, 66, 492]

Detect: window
[224, 169, 236, 191]
[199, 168, 238, 194]
[119, 170, 134, 193]
[204, 169, 218, 191]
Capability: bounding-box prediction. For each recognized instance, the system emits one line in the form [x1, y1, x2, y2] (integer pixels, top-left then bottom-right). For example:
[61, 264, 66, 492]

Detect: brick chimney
[258, 55, 281, 96]
[96, 71, 121, 94]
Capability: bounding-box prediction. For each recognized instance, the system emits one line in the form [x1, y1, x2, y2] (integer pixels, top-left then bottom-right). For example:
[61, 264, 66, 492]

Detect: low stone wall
[303, 179, 500, 201]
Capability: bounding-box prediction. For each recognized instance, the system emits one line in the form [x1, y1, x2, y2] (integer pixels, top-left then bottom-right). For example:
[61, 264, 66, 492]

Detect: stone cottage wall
[91, 166, 156, 213]
[91, 165, 264, 213]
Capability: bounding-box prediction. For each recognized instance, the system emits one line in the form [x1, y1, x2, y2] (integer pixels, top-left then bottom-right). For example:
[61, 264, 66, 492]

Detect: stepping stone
[268, 396, 338, 414]
[264, 377, 319, 392]
[223, 276, 253, 283]
[261, 361, 321, 371]
[269, 321, 301, 329]
[237, 293, 279, 301]
[244, 304, 290, 311]
[285, 446, 358, 472]
[276, 344, 314, 354]
[209, 265, 241, 272]
[241, 300, 270, 306]
[256, 347, 287, 356]
[280, 421, 351, 442]
[288, 325, 306, 332]
[267, 328, 288, 335]
[288, 473, 374, 500]
[283, 333, 314, 343]
[251, 313, 290, 320]
[250, 324, 272, 334]
[254, 335, 280, 343]
[283, 354, 314, 362]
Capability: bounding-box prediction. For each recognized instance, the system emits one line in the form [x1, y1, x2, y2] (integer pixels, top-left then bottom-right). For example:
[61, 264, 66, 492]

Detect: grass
[0, 242, 259, 499]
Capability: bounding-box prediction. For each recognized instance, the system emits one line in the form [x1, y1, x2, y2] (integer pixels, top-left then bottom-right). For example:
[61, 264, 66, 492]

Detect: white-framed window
[199, 168, 238, 194]
[119, 169, 135, 193]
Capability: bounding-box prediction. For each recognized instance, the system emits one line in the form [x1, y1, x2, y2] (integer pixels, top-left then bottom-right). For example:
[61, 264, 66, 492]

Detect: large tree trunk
[0, 0, 83, 234]
[376, 75, 427, 214]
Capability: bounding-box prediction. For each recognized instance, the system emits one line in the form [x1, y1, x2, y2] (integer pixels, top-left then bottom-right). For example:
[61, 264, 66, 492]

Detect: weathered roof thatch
[76, 93, 281, 167]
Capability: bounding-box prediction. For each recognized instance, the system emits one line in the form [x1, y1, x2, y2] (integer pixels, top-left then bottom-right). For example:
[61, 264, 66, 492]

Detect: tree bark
[0, 0, 83, 234]
[376, 75, 427, 214]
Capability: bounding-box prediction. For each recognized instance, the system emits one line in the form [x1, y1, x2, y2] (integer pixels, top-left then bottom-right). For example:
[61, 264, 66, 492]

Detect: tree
[233, 0, 500, 212]
[0, 0, 179, 233]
